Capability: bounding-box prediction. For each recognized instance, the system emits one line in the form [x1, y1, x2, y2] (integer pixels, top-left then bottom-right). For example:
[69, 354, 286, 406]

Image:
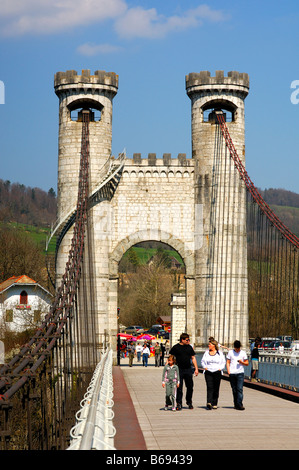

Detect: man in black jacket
[169, 333, 198, 410]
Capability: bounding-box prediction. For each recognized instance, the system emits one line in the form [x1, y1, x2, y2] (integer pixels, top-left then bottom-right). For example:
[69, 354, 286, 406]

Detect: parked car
[144, 327, 161, 336]
[259, 338, 279, 349]
[124, 325, 144, 335]
[268, 341, 291, 351]
[277, 335, 293, 343]
[158, 329, 169, 339]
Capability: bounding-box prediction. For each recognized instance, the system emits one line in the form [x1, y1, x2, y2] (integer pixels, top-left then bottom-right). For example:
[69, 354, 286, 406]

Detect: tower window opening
[70, 107, 101, 122]
[203, 108, 234, 123]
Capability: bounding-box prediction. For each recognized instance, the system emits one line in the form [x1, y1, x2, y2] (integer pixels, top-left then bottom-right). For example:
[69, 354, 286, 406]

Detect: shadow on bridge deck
[112, 356, 299, 451]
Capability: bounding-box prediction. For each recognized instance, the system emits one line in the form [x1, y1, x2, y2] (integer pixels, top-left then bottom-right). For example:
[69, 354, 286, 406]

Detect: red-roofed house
[0, 275, 53, 332]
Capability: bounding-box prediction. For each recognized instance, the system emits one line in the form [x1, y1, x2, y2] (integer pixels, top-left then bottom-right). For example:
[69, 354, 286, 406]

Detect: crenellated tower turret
[54, 69, 118, 220]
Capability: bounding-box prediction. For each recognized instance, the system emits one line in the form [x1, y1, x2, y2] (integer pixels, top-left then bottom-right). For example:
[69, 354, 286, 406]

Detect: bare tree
[118, 254, 181, 327]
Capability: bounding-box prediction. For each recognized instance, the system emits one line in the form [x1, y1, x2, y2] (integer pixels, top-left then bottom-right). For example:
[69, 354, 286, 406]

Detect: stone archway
[109, 230, 195, 277]
[108, 230, 196, 356]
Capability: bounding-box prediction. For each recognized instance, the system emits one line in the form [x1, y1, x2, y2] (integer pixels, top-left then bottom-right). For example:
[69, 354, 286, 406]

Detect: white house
[0, 275, 53, 332]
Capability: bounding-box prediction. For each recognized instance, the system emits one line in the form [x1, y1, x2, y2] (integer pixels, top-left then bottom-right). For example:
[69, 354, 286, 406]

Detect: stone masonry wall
[91, 154, 197, 349]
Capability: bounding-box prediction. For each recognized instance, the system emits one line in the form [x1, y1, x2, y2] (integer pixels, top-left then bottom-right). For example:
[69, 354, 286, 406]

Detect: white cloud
[77, 42, 122, 56]
[0, 0, 127, 35]
[114, 4, 229, 39]
[0, 1, 228, 39]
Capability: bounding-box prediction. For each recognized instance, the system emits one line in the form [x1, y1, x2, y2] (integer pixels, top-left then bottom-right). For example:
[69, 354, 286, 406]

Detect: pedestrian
[209, 336, 229, 352]
[120, 341, 126, 358]
[160, 342, 165, 366]
[154, 342, 161, 367]
[165, 339, 170, 356]
[278, 342, 284, 354]
[142, 344, 150, 367]
[127, 341, 136, 367]
[162, 355, 180, 411]
[226, 340, 249, 410]
[201, 339, 226, 409]
[136, 342, 143, 362]
[250, 336, 261, 353]
[251, 338, 260, 382]
[169, 333, 199, 410]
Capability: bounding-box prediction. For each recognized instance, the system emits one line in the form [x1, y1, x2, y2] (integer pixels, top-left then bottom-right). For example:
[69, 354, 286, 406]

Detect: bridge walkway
[112, 356, 299, 451]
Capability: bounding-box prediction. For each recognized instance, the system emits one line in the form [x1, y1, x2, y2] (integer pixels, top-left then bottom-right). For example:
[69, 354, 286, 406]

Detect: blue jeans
[229, 373, 244, 408]
[143, 354, 149, 367]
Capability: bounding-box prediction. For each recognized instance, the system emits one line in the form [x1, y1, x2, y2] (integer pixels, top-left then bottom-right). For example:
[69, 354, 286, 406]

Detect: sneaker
[188, 403, 194, 409]
[212, 406, 217, 409]
[236, 406, 245, 410]
[164, 406, 169, 411]
[176, 404, 182, 411]
[206, 403, 212, 410]
[172, 407, 176, 412]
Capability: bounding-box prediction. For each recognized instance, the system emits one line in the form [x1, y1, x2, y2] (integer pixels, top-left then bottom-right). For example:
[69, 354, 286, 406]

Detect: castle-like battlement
[122, 153, 193, 167]
[186, 70, 249, 97]
[54, 69, 118, 90]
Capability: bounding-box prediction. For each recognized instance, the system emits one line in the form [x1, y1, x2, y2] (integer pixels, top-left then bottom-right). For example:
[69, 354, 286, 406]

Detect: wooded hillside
[0, 179, 56, 227]
[260, 188, 299, 236]
[0, 180, 298, 235]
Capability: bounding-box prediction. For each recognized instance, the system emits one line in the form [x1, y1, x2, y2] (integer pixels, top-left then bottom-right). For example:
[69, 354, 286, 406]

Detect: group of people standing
[126, 332, 251, 412]
[127, 339, 170, 368]
[161, 333, 250, 412]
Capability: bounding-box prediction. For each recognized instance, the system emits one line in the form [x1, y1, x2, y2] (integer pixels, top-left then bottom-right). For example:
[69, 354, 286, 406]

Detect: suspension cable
[216, 111, 299, 249]
[0, 110, 91, 401]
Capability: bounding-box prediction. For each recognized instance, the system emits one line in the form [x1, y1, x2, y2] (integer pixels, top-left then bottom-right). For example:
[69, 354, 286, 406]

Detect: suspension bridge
[0, 70, 298, 450]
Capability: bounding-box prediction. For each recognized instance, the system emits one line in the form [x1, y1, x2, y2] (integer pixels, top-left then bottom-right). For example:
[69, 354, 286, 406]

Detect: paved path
[113, 356, 299, 450]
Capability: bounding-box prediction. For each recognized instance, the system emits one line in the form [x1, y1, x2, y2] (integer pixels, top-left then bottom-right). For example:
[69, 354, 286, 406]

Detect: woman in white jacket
[201, 340, 226, 409]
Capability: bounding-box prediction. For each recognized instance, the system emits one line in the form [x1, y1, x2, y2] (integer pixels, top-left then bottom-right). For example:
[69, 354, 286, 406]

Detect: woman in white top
[201, 340, 226, 409]
[226, 340, 249, 410]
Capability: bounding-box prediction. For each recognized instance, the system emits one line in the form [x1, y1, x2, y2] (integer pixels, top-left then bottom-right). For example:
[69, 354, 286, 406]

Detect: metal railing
[45, 150, 126, 252]
[67, 349, 116, 450]
[255, 351, 299, 392]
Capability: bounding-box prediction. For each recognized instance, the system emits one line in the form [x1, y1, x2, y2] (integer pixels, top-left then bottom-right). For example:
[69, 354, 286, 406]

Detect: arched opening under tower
[117, 241, 186, 333]
[202, 99, 237, 123]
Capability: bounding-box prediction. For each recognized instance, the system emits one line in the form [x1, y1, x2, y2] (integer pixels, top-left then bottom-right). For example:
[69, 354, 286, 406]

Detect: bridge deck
[113, 356, 299, 451]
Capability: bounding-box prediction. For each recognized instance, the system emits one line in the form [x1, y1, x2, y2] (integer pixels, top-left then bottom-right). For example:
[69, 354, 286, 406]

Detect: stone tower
[186, 70, 250, 347]
[54, 69, 118, 278]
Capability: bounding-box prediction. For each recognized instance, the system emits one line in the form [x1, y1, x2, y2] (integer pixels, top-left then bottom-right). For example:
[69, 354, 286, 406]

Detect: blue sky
[0, 0, 299, 194]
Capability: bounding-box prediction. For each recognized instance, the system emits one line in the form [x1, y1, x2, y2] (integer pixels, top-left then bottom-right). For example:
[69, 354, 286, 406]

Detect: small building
[0, 275, 53, 332]
[156, 315, 171, 331]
